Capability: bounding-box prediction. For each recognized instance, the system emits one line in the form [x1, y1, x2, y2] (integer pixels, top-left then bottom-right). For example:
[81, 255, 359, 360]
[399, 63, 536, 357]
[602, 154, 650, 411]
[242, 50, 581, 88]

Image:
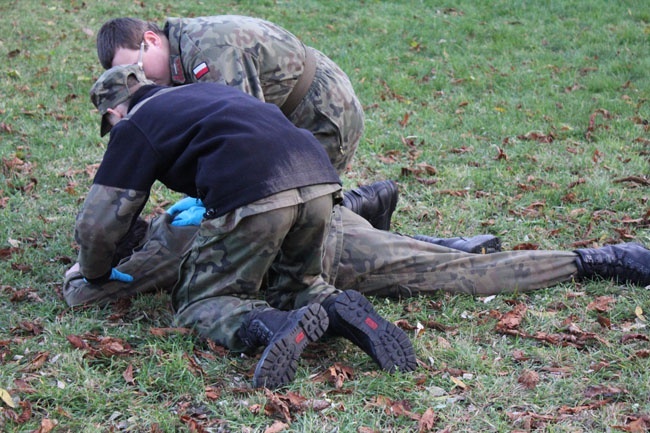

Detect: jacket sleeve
[74, 184, 148, 281]
[184, 42, 266, 102]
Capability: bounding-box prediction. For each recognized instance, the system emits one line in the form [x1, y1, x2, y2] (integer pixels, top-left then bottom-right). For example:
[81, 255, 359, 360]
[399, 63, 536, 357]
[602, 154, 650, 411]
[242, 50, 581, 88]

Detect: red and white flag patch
[192, 62, 209, 80]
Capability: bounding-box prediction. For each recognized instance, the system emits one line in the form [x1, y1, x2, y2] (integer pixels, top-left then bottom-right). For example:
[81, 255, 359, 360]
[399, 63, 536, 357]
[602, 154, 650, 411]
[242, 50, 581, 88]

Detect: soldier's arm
[182, 44, 265, 102]
[74, 184, 148, 282]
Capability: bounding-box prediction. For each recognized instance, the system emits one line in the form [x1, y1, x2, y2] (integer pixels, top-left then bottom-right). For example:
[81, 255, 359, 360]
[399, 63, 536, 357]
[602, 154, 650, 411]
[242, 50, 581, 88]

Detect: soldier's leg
[332, 207, 579, 298]
[63, 214, 198, 306]
[172, 197, 336, 389]
[264, 193, 340, 309]
[171, 200, 336, 352]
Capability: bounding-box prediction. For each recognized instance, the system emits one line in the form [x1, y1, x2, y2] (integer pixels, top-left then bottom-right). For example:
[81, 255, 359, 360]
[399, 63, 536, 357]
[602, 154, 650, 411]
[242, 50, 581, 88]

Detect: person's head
[97, 18, 172, 85]
[89, 64, 154, 136]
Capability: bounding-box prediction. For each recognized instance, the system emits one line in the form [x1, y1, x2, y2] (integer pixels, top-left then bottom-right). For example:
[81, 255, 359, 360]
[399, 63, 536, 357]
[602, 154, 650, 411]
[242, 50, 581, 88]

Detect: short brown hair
[96, 18, 163, 69]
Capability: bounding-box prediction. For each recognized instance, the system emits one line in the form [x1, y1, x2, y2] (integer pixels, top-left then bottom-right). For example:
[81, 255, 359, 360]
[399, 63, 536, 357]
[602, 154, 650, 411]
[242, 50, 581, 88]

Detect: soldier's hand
[167, 196, 203, 216]
[171, 205, 205, 226]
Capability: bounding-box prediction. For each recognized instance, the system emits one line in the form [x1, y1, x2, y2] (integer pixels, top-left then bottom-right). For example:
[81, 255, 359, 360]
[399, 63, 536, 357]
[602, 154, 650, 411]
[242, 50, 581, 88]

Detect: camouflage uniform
[165, 15, 364, 172]
[172, 188, 340, 351]
[65, 206, 579, 308]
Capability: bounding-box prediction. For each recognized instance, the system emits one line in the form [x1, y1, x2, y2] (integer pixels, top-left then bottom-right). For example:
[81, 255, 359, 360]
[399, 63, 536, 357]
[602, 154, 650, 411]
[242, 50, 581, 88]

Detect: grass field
[1, 1, 649, 432]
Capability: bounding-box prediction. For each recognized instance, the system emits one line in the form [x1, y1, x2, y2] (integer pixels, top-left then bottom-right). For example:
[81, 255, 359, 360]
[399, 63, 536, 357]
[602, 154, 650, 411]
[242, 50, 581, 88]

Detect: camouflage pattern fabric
[165, 16, 363, 172]
[171, 190, 338, 351]
[64, 213, 196, 306]
[328, 207, 579, 298]
[65, 206, 580, 310]
[74, 184, 149, 280]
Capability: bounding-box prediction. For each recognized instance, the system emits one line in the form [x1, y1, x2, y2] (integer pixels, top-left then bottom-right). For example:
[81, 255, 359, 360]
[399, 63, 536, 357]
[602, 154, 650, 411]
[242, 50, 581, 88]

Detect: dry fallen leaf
[0, 387, 15, 408]
[264, 420, 289, 433]
[418, 407, 437, 432]
[518, 370, 539, 389]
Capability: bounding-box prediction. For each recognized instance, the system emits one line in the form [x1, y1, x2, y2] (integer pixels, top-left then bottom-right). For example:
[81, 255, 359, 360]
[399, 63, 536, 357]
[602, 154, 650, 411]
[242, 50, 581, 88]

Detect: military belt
[280, 46, 316, 116]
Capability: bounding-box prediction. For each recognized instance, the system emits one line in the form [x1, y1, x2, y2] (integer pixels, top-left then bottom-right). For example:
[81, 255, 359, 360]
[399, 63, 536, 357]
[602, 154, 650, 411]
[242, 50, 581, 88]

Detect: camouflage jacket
[164, 15, 306, 107]
[163, 15, 365, 173]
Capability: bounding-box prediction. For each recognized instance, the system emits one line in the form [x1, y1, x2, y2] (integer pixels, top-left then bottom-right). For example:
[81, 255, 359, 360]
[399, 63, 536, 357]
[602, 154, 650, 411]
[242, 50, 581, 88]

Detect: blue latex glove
[84, 268, 133, 283]
[166, 196, 203, 216]
[109, 268, 134, 282]
[171, 205, 205, 226]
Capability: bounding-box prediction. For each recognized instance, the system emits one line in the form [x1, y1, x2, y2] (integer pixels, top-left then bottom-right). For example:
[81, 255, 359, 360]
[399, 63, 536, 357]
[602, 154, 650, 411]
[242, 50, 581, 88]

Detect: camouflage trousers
[170, 192, 339, 351]
[64, 208, 580, 344]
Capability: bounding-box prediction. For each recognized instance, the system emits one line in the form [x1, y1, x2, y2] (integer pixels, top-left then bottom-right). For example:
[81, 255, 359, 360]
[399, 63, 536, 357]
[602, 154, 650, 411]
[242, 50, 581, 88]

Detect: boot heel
[329, 290, 417, 373]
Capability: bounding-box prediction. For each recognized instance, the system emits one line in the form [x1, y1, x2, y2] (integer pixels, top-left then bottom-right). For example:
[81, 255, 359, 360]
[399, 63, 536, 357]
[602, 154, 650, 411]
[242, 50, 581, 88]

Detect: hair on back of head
[96, 17, 163, 69]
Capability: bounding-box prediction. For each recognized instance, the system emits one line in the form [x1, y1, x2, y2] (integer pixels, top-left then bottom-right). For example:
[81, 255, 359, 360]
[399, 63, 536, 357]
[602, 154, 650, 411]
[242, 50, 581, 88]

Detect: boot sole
[333, 290, 417, 373]
[252, 304, 329, 389]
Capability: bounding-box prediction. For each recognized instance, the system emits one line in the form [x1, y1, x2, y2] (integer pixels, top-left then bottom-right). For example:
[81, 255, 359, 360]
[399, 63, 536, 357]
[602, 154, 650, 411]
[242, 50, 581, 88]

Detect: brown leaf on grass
[512, 349, 531, 362]
[518, 370, 540, 389]
[183, 353, 205, 377]
[20, 351, 49, 372]
[99, 338, 135, 357]
[450, 145, 473, 154]
[10, 321, 42, 336]
[597, 315, 612, 329]
[263, 388, 292, 423]
[585, 108, 612, 141]
[0, 246, 19, 260]
[2, 400, 33, 424]
[205, 339, 229, 357]
[379, 79, 405, 102]
[512, 242, 540, 250]
[584, 385, 628, 399]
[399, 112, 410, 127]
[587, 296, 615, 313]
[179, 415, 209, 433]
[264, 420, 290, 433]
[123, 363, 135, 385]
[366, 395, 421, 421]
[494, 146, 508, 160]
[558, 398, 611, 414]
[612, 415, 650, 432]
[620, 333, 650, 344]
[495, 303, 527, 332]
[631, 349, 649, 359]
[66, 334, 90, 350]
[517, 131, 555, 143]
[418, 407, 437, 432]
[284, 391, 330, 412]
[66, 333, 134, 358]
[613, 175, 650, 186]
[437, 189, 469, 197]
[205, 386, 221, 401]
[12, 379, 37, 394]
[592, 148, 604, 163]
[312, 362, 354, 389]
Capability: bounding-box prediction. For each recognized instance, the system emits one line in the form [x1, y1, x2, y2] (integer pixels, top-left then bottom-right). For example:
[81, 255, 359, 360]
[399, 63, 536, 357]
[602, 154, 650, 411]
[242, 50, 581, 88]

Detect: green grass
[1, 0, 649, 432]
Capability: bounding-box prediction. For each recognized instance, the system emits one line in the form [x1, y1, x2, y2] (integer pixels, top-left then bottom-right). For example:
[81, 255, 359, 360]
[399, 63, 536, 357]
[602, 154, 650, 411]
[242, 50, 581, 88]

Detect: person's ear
[143, 30, 163, 48]
[105, 107, 125, 125]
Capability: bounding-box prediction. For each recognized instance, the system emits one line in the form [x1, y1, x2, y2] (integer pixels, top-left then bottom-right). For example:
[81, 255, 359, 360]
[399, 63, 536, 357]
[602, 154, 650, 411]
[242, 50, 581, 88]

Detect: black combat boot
[322, 290, 417, 373]
[412, 234, 502, 254]
[574, 243, 650, 286]
[237, 304, 329, 389]
[342, 180, 399, 231]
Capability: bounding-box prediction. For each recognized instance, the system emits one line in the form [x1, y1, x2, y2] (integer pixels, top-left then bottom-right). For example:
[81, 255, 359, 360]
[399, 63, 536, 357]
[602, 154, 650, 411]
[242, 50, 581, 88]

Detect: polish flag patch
[192, 62, 209, 80]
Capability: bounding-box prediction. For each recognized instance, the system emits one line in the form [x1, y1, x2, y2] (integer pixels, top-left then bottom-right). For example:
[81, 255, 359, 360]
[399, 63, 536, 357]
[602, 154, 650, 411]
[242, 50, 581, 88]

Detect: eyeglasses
[137, 41, 146, 69]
